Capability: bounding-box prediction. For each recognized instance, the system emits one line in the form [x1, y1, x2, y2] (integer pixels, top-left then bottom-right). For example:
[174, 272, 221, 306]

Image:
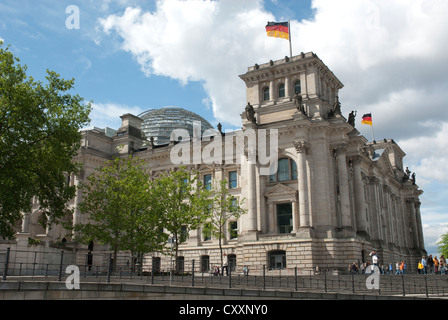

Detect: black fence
[2, 247, 448, 298]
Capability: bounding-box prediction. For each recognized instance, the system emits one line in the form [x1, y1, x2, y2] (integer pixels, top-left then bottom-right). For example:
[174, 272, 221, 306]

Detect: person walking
[439, 255, 446, 275]
[418, 261, 424, 274]
[433, 256, 439, 274]
[421, 256, 427, 274]
[427, 255, 434, 274]
[399, 260, 404, 275]
[222, 253, 228, 276]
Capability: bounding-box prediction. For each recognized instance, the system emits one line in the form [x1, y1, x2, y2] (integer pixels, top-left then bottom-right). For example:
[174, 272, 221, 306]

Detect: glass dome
[138, 107, 214, 146]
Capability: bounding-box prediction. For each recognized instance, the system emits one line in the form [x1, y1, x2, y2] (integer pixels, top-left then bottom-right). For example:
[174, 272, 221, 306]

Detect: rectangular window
[277, 203, 293, 234]
[204, 174, 212, 190]
[201, 255, 210, 273]
[179, 225, 188, 243]
[229, 221, 238, 239]
[202, 223, 212, 241]
[229, 171, 237, 188]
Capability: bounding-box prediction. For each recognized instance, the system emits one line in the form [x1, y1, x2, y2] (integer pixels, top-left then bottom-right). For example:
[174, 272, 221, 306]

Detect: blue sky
[1, 0, 448, 257]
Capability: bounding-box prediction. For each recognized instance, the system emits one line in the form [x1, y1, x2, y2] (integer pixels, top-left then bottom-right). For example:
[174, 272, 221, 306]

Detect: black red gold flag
[265, 21, 289, 40]
[362, 113, 372, 126]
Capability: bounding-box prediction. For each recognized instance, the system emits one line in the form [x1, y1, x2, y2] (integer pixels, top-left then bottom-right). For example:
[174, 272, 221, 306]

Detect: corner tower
[239, 52, 344, 124]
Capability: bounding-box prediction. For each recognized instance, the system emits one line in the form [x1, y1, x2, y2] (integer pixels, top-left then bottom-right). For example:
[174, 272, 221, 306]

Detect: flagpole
[288, 20, 292, 58]
[371, 113, 375, 142]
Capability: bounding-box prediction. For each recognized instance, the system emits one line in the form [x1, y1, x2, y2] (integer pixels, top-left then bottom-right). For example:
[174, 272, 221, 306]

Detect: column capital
[347, 155, 362, 166]
[293, 140, 309, 154]
[333, 143, 347, 155]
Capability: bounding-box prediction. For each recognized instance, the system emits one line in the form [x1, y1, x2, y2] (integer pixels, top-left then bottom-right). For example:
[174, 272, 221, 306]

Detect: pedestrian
[222, 253, 228, 276]
[418, 261, 423, 274]
[395, 262, 400, 275]
[399, 260, 404, 274]
[350, 262, 358, 275]
[433, 256, 439, 273]
[213, 265, 219, 276]
[440, 255, 446, 275]
[427, 255, 434, 274]
[388, 263, 393, 275]
[421, 256, 427, 274]
[370, 251, 379, 268]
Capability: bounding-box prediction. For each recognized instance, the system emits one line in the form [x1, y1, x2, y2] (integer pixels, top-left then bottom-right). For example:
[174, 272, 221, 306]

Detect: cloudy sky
[1, 0, 447, 256]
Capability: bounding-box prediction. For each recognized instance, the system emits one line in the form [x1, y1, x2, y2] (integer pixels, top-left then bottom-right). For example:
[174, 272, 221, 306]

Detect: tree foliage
[437, 231, 448, 258]
[0, 41, 91, 238]
[152, 167, 211, 271]
[75, 156, 167, 269]
[204, 179, 247, 271]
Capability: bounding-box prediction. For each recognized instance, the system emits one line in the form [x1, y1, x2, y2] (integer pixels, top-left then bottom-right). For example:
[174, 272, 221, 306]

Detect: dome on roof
[138, 107, 214, 146]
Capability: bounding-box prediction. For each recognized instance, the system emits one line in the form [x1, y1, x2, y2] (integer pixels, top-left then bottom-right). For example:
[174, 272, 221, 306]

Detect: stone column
[269, 80, 275, 102]
[407, 198, 419, 249]
[352, 156, 368, 236]
[267, 201, 276, 234]
[257, 173, 267, 233]
[292, 199, 299, 231]
[245, 146, 258, 240]
[335, 145, 352, 231]
[21, 212, 30, 233]
[294, 140, 311, 237]
[415, 200, 425, 250]
[285, 76, 290, 99]
[72, 174, 83, 237]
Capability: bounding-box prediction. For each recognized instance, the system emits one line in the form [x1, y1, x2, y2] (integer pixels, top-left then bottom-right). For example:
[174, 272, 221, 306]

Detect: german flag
[361, 113, 372, 125]
[266, 21, 289, 40]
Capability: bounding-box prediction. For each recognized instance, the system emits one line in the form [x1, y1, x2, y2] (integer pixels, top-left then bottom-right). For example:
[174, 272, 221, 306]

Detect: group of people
[418, 255, 447, 274]
[212, 253, 229, 276]
[348, 251, 448, 275]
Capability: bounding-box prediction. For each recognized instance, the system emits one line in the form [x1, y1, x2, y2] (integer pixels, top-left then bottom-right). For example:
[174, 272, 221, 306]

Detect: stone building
[10, 52, 426, 274]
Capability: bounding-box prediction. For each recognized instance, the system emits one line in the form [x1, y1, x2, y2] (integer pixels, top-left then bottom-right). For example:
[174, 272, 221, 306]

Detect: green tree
[0, 41, 91, 238]
[204, 179, 246, 273]
[437, 231, 448, 258]
[152, 167, 211, 272]
[75, 156, 167, 270]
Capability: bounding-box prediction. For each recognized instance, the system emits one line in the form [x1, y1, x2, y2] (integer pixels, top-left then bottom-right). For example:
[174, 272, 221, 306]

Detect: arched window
[278, 83, 285, 98]
[263, 86, 270, 101]
[269, 158, 298, 182]
[294, 80, 301, 95]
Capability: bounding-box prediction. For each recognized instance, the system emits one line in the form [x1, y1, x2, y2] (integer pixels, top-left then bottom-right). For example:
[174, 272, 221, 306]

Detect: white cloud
[296, 0, 448, 125]
[99, 0, 279, 126]
[98, 0, 448, 131]
[423, 223, 448, 255]
[89, 102, 145, 129]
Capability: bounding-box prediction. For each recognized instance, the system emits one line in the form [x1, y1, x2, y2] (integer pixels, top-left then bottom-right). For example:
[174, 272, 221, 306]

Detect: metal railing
[1, 247, 448, 298]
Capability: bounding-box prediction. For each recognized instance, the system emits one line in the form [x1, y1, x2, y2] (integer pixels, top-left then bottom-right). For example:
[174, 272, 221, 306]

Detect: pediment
[264, 183, 297, 197]
[373, 148, 395, 176]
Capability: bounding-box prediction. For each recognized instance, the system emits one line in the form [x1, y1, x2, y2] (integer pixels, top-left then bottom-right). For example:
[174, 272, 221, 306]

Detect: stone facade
[7, 52, 426, 274]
